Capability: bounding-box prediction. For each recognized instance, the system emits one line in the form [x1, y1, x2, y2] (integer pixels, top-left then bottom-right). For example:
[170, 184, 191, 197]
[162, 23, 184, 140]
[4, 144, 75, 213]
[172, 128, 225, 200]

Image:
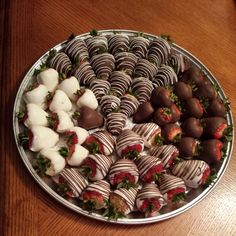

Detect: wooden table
[1, 0, 236, 235]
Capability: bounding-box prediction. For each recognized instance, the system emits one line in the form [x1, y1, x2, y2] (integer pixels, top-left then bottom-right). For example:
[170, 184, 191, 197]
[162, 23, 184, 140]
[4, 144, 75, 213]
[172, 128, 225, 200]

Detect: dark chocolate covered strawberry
[86, 35, 108, 57]
[199, 139, 224, 164]
[170, 103, 182, 122]
[153, 107, 173, 126]
[171, 160, 210, 188]
[159, 174, 186, 203]
[85, 130, 115, 155]
[80, 180, 111, 210]
[73, 107, 104, 130]
[104, 187, 138, 219]
[116, 129, 144, 159]
[132, 123, 162, 148]
[133, 102, 154, 123]
[150, 145, 179, 168]
[162, 123, 182, 143]
[201, 117, 228, 139]
[150, 86, 173, 108]
[80, 154, 113, 181]
[206, 98, 227, 117]
[182, 117, 203, 138]
[136, 183, 166, 217]
[108, 34, 129, 55]
[136, 155, 163, 183]
[194, 83, 217, 100]
[178, 137, 198, 159]
[53, 168, 88, 198]
[173, 81, 192, 100]
[100, 94, 120, 116]
[184, 97, 204, 118]
[106, 112, 127, 135]
[120, 94, 140, 117]
[109, 159, 139, 189]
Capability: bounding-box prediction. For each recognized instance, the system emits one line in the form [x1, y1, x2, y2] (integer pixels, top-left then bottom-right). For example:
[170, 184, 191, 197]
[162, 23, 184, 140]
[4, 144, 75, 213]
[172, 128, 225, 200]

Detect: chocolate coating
[133, 102, 154, 123]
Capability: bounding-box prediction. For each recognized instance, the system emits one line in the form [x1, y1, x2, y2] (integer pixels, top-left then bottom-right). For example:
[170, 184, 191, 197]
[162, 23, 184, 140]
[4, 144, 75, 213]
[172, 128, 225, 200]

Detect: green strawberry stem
[82, 200, 96, 213]
[18, 131, 29, 148]
[72, 111, 80, 119]
[82, 166, 92, 177]
[17, 111, 25, 121]
[173, 157, 182, 165]
[67, 33, 76, 41]
[203, 169, 217, 188]
[56, 183, 70, 197]
[59, 147, 69, 158]
[172, 192, 186, 203]
[222, 125, 233, 142]
[160, 34, 174, 44]
[125, 150, 139, 159]
[88, 142, 100, 154]
[35, 155, 51, 177]
[117, 180, 136, 189]
[103, 201, 125, 221]
[154, 134, 163, 145]
[90, 29, 98, 36]
[45, 49, 57, 67]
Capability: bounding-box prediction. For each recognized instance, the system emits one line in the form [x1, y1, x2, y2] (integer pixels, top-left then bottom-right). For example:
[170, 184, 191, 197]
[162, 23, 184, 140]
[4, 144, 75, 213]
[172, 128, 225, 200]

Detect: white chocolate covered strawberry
[37, 68, 59, 92]
[76, 89, 98, 110]
[65, 126, 89, 145]
[49, 90, 72, 112]
[66, 144, 89, 166]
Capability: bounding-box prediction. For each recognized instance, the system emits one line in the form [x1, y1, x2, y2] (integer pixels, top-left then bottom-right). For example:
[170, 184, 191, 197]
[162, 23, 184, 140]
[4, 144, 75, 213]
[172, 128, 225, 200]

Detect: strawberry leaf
[90, 29, 98, 36]
[172, 192, 186, 203]
[35, 155, 51, 177]
[103, 201, 125, 220]
[154, 134, 164, 145]
[160, 34, 174, 44]
[18, 131, 29, 149]
[203, 170, 217, 188]
[17, 111, 25, 121]
[117, 179, 137, 189]
[59, 147, 69, 158]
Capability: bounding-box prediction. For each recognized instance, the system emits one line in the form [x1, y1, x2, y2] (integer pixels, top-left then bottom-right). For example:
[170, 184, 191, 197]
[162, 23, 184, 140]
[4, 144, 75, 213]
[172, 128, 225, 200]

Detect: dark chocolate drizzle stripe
[132, 123, 161, 144]
[109, 159, 139, 183]
[113, 187, 138, 212]
[106, 112, 127, 135]
[83, 180, 110, 200]
[86, 36, 108, 57]
[116, 129, 144, 157]
[147, 37, 171, 67]
[167, 53, 185, 75]
[159, 174, 186, 194]
[114, 52, 138, 75]
[129, 36, 150, 59]
[150, 145, 179, 168]
[59, 168, 88, 197]
[136, 155, 162, 177]
[133, 58, 158, 80]
[73, 61, 96, 86]
[120, 94, 140, 117]
[89, 79, 111, 102]
[152, 65, 178, 88]
[88, 154, 113, 178]
[100, 95, 120, 116]
[136, 183, 164, 200]
[90, 53, 115, 79]
[92, 131, 115, 155]
[109, 71, 132, 97]
[171, 160, 209, 184]
[131, 77, 154, 103]
[49, 52, 72, 76]
[64, 38, 89, 63]
[108, 34, 130, 55]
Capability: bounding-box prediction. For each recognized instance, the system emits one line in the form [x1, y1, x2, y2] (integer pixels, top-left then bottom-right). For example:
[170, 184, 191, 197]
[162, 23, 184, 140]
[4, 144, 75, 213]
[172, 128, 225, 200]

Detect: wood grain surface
[1, 0, 236, 235]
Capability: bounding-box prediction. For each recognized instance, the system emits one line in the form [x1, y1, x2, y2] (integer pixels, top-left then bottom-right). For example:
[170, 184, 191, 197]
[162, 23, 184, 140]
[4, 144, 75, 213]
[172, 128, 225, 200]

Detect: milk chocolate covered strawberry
[89, 79, 111, 102]
[109, 159, 139, 189]
[106, 112, 127, 135]
[136, 183, 166, 217]
[173, 81, 192, 101]
[162, 123, 182, 143]
[120, 94, 140, 117]
[182, 117, 203, 138]
[129, 35, 149, 59]
[108, 33, 129, 55]
[116, 129, 144, 159]
[86, 35, 108, 56]
[133, 102, 154, 123]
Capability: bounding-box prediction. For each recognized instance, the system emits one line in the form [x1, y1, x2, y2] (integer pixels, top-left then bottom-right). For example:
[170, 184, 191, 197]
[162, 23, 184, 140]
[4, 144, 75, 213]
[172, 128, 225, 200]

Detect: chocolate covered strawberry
[24, 84, 48, 110]
[201, 117, 228, 139]
[49, 90, 72, 112]
[76, 88, 98, 110]
[86, 34, 108, 57]
[178, 137, 199, 159]
[116, 129, 144, 159]
[80, 154, 112, 181]
[80, 180, 110, 210]
[136, 183, 166, 217]
[73, 106, 104, 130]
[170, 103, 182, 122]
[47, 110, 74, 133]
[150, 86, 173, 108]
[65, 126, 89, 146]
[108, 33, 129, 55]
[85, 130, 115, 155]
[150, 145, 179, 168]
[171, 160, 210, 188]
[18, 125, 59, 152]
[132, 123, 162, 148]
[53, 168, 88, 198]
[120, 94, 140, 117]
[89, 79, 111, 102]
[100, 95, 120, 116]
[159, 174, 186, 203]
[173, 81, 192, 100]
[162, 123, 182, 143]
[18, 103, 48, 128]
[199, 139, 224, 164]
[206, 98, 227, 117]
[133, 102, 154, 123]
[106, 112, 127, 136]
[136, 155, 163, 183]
[182, 117, 203, 138]
[109, 159, 139, 188]
[37, 68, 59, 92]
[57, 76, 80, 102]
[104, 187, 138, 219]
[183, 97, 204, 118]
[34, 147, 66, 176]
[153, 107, 173, 126]
[194, 83, 217, 100]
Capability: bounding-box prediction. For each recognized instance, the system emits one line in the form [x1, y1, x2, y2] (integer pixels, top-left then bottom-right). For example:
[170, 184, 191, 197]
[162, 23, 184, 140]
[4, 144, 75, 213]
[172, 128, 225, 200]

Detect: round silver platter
[13, 30, 234, 224]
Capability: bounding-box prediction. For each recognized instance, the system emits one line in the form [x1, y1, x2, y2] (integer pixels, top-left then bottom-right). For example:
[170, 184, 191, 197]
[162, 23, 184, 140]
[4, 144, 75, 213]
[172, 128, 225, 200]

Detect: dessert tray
[13, 30, 234, 224]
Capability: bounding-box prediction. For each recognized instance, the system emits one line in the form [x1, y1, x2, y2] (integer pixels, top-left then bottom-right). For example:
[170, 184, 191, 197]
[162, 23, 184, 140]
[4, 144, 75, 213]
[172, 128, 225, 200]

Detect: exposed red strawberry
[167, 187, 186, 202]
[81, 158, 97, 178]
[121, 144, 142, 159]
[139, 198, 161, 214]
[65, 131, 78, 145]
[113, 172, 136, 188]
[57, 177, 74, 198]
[143, 164, 163, 183]
[201, 168, 211, 185]
[82, 190, 104, 208]
[85, 136, 104, 154]
[214, 123, 228, 139]
[162, 123, 182, 143]
[47, 112, 59, 130]
[153, 107, 173, 126]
